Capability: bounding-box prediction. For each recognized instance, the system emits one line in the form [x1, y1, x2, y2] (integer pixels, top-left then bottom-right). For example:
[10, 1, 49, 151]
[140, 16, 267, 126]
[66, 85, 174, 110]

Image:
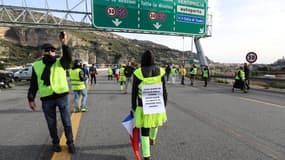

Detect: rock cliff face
[0, 27, 206, 67]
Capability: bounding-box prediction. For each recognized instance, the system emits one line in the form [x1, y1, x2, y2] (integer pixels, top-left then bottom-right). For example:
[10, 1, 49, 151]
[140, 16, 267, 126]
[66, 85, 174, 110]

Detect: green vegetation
[0, 39, 39, 66]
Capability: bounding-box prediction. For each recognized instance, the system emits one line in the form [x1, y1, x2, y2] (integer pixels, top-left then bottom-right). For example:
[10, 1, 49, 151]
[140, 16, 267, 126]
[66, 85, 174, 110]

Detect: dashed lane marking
[51, 83, 91, 160]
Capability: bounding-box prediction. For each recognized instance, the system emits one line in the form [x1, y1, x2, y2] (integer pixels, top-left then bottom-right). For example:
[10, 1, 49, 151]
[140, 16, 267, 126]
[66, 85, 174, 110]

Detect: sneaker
[52, 144, 62, 152]
[73, 109, 80, 113]
[150, 139, 155, 145]
[80, 108, 88, 112]
[68, 143, 75, 153]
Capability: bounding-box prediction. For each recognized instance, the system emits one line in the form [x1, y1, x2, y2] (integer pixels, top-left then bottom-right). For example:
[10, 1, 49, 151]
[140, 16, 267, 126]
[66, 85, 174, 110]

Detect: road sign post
[92, 0, 207, 36]
[246, 52, 257, 90]
[189, 58, 194, 65]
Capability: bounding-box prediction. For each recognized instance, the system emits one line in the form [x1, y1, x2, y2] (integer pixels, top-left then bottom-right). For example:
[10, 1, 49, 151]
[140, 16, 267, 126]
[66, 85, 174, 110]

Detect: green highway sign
[92, 0, 207, 36]
[189, 58, 194, 65]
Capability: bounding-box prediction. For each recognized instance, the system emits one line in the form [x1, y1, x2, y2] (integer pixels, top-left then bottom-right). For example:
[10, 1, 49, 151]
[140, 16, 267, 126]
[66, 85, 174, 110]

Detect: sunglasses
[44, 48, 56, 52]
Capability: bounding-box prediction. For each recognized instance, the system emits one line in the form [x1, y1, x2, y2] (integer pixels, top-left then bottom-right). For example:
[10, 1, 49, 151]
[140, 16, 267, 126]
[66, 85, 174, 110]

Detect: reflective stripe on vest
[33, 59, 69, 98]
[69, 68, 85, 90]
[133, 67, 165, 99]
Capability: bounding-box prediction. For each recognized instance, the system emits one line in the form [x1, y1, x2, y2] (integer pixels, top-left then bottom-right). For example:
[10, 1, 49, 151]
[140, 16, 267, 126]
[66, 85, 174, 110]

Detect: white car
[14, 66, 33, 81]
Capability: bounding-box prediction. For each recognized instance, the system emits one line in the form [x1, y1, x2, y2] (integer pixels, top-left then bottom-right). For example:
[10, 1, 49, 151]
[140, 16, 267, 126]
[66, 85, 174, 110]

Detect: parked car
[5, 66, 23, 73]
[0, 70, 14, 88]
[14, 66, 32, 81]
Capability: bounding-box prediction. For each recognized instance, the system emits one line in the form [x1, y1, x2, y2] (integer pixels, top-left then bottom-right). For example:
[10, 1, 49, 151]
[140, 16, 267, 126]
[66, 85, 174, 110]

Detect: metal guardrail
[211, 75, 285, 83]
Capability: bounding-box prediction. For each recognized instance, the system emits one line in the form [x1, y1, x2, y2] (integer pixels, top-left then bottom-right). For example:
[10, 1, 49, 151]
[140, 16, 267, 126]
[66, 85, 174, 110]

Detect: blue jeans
[42, 95, 74, 145]
[74, 89, 87, 110]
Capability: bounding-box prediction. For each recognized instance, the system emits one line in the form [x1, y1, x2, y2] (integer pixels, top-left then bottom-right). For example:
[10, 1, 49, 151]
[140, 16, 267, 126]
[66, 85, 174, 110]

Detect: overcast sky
[3, 0, 285, 64]
[117, 0, 285, 64]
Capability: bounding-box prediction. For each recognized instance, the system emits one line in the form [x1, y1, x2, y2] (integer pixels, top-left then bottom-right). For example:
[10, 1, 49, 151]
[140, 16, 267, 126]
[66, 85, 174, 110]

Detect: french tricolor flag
[122, 111, 141, 160]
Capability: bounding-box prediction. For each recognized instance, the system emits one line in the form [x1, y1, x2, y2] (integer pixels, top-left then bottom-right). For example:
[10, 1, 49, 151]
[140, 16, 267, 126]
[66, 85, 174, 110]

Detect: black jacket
[27, 45, 72, 102]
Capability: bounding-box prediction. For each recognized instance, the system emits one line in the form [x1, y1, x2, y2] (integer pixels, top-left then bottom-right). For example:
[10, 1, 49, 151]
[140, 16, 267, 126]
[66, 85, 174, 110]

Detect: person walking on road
[82, 63, 89, 87]
[180, 65, 186, 85]
[170, 66, 177, 84]
[89, 63, 97, 87]
[115, 66, 120, 83]
[232, 66, 247, 93]
[165, 64, 171, 83]
[107, 66, 113, 80]
[69, 60, 88, 112]
[244, 63, 250, 90]
[119, 64, 126, 92]
[27, 32, 75, 153]
[124, 62, 135, 93]
[190, 64, 197, 86]
[202, 66, 210, 87]
[132, 50, 168, 160]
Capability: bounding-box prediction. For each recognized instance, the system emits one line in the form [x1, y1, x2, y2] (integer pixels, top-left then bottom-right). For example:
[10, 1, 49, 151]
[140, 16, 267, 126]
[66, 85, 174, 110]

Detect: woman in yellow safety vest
[232, 66, 247, 93]
[119, 64, 126, 92]
[190, 64, 197, 86]
[180, 65, 186, 85]
[170, 66, 177, 84]
[131, 50, 168, 160]
[202, 66, 210, 87]
[69, 60, 88, 112]
[107, 67, 113, 80]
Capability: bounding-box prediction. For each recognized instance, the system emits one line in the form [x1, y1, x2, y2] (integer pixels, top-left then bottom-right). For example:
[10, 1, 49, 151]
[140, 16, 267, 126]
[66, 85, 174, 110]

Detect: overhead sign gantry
[92, 0, 207, 36]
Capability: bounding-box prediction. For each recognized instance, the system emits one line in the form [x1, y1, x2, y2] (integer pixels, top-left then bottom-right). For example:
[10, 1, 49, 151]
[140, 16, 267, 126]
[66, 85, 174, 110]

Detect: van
[14, 66, 33, 81]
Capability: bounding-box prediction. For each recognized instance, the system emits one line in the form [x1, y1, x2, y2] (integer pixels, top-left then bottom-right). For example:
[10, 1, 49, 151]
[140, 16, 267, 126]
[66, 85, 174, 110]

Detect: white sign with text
[142, 83, 165, 114]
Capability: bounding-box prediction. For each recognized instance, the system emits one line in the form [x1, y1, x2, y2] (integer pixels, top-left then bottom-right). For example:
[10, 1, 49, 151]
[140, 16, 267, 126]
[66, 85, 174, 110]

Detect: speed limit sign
[246, 52, 257, 64]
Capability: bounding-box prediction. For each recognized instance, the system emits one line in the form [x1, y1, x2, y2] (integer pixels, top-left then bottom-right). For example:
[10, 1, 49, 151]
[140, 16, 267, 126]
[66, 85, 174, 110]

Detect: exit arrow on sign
[153, 22, 161, 29]
[112, 18, 122, 26]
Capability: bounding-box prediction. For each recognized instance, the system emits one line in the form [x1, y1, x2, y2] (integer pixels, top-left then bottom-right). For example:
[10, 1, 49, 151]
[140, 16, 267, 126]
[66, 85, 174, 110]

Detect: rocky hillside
[0, 27, 211, 67]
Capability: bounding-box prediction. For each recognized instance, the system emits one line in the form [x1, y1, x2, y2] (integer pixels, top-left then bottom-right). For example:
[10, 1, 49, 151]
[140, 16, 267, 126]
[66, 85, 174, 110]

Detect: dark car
[0, 70, 14, 88]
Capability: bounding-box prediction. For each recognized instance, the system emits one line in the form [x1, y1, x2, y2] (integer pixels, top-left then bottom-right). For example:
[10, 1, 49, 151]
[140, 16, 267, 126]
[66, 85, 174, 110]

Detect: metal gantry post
[194, 0, 212, 70]
[194, 36, 208, 69]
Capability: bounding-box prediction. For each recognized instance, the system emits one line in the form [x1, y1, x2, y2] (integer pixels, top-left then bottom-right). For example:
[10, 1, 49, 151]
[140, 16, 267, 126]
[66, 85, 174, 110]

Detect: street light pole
[182, 36, 185, 65]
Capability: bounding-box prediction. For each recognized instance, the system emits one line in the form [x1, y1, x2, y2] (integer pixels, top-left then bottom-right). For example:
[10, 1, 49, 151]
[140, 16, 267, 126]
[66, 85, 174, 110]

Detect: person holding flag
[131, 50, 168, 160]
[122, 111, 141, 160]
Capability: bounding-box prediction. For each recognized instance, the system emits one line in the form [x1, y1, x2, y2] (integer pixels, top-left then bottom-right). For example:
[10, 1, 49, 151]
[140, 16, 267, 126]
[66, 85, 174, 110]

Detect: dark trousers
[91, 75, 96, 84]
[125, 77, 132, 91]
[203, 77, 208, 86]
[245, 79, 250, 89]
[108, 75, 112, 80]
[190, 74, 195, 86]
[181, 75, 185, 85]
[166, 73, 170, 81]
[42, 95, 74, 145]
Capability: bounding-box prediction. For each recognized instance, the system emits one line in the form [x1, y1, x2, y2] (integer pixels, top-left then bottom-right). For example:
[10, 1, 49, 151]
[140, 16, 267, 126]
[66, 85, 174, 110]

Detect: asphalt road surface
[0, 75, 284, 160]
